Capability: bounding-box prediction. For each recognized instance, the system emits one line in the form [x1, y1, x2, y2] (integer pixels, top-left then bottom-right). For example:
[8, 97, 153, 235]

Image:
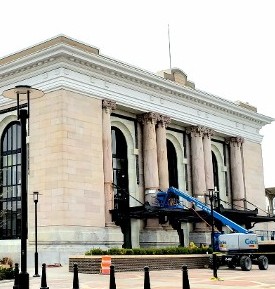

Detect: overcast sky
[1, 0, 274, 187]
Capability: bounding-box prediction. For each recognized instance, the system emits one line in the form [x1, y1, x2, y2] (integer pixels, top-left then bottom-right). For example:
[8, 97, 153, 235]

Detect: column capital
[102, 99, 116, 113]
[226, 136, 244, 147]
[137, 112, 159, 125]
[203, 128, 215, 139]
[186, 125, 205, 137]
[157, 115, 171, 128]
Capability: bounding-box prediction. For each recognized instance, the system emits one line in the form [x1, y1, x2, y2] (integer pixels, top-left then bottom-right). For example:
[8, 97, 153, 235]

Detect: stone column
[138, 112, 159, 204]
[102, 99, 116, 226]
[187, 126, 208, 233]
[186, 126, 207, 200]
[227, 137, 245, 209]
[203, 128, 215, 191]
[267, 195, 274, 215]
[156, 115, 171, 191]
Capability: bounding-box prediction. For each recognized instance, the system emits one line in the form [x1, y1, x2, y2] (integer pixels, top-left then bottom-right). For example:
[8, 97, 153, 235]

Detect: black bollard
[73, 263, 79, 289]
[40, 263, 49, 289]
[13, 263, 19, 289]
[182, 265, 190, 289]
[109, 265, 116, 289]
[144, 266, 151, 289]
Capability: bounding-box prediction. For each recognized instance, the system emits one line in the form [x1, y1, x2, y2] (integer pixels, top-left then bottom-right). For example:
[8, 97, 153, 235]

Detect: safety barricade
[100, 255, 112, 275]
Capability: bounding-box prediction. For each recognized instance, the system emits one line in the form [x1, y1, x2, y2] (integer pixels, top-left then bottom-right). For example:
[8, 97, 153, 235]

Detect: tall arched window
[0, 122, 21, 239]
[167, 139, 178, 188]
[111, 126, 131, 248]
[112, 127, 129, 203]
[212, 151, 219, 191]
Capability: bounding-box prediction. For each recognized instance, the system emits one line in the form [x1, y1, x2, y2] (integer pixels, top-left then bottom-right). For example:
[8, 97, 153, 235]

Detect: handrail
[167, 187, 250, 234]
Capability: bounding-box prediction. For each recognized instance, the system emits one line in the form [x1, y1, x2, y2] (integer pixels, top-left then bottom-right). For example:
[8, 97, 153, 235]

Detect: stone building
[0, 35, 274, 265]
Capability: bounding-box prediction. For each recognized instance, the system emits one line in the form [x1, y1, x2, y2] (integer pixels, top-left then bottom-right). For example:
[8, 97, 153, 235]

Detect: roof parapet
[156, 68, 195, 89]
[235, 101, 257, 112]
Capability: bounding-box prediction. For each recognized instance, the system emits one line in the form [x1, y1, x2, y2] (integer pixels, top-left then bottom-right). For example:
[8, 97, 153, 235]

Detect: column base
[189, 231, 211, 247]
[140, 228, 179, 248]
[18, 271, 29, 289]
[194, 221, 211, 232]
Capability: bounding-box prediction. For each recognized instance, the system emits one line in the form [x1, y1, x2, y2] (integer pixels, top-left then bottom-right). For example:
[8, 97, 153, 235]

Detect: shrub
[132, 248, 143, 255]
[85, 245, 210, 256]
[85, 248, 108, 255]
[108, 248, 123, 255]
[0, 267, 14, 280]
[123, 249, 134, 255]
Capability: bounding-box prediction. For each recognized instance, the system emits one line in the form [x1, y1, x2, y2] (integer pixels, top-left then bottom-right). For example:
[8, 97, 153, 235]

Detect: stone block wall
[69, 255, 210, 274]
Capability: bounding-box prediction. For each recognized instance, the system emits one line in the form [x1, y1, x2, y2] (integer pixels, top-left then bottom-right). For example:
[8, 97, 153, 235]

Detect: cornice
[0, 39, 273, 143]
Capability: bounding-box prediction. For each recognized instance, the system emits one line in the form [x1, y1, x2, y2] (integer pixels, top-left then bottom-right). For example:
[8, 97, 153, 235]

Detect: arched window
[111, 126, 131, 248]
[167, 139, 178, 188]
[212, 151, 219, 191]
[0, 122, 21, 239]
[112, 127, 129, 202]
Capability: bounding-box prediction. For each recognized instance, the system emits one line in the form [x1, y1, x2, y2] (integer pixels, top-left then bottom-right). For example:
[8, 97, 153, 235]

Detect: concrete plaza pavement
[1, 265, 275, 289]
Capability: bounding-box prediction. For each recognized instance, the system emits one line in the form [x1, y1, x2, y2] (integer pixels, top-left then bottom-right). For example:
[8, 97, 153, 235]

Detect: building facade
[0, 35, 274, 265]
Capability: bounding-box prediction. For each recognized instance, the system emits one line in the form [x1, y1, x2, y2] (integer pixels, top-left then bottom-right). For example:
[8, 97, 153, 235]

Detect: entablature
[0, 36, 273, 143]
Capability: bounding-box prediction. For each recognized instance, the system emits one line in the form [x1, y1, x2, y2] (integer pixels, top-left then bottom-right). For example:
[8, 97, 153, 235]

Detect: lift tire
[258, 255, 268, 270]
[240, 256, 252, 271]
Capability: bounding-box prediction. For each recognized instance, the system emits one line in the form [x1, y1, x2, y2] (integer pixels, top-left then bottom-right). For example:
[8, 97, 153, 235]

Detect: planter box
[69, 254, 209, 274]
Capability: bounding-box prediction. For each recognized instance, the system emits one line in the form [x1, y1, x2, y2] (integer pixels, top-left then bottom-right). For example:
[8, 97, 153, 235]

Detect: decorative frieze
[0, 36, 271, 146]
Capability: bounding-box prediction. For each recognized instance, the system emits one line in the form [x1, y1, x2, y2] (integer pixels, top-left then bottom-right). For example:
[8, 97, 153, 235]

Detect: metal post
[73, 264, 79, 289]
[33, 192, 40, 277]
[40, 263, 49, 289]
[13, 263, 20, 289]
[209, 190, 215, 252]
[144, 266, 151, 289]
[182, 265, 190, 289]
[109, 265, 116, 289]
[2, 86, 44, 289]
[209, 189, 218, 279]
[18, 108, 29, 289]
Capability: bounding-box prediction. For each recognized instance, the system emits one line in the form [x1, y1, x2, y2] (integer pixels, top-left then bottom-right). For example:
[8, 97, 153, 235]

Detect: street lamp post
[208, 188, 218, 279]
[3, 85, 44, 289]
[33, 191, 40, 277]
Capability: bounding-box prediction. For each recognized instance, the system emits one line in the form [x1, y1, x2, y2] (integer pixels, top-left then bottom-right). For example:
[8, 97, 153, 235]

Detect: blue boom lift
[156, 187, 269, 271]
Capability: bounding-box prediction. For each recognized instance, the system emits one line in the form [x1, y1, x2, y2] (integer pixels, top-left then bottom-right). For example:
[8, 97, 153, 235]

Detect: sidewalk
[1, 265, 275, 289]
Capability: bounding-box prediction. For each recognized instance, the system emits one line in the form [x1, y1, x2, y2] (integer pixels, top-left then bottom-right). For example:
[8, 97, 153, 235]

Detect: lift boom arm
[167, 187, 249, 234]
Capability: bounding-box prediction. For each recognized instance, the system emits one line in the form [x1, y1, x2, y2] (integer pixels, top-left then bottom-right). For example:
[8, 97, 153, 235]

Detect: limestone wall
[242, 141, 269, 230]
[28, 89, 105, 242]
